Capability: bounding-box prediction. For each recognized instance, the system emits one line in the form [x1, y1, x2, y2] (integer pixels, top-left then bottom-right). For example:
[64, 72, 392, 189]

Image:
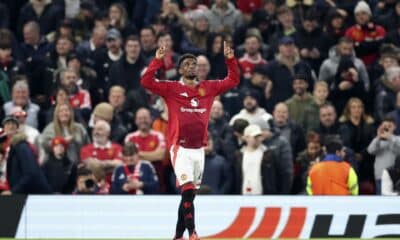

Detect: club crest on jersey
[198, 87, 206, 97]
[190, 98, 199, 107]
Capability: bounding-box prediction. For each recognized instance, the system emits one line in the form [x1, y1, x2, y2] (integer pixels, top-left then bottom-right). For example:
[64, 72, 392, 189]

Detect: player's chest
[169, 85, 212, 107]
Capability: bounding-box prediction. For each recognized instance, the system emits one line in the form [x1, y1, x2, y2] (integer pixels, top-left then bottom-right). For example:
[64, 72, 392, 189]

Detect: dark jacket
[313, 122, 342, 145]
[6, 133, 52, 194]
[42, 154, 77, 193]
[202, 152, 233, 194]
[274, 120, 306, 158]
[375, 76, 398, 122]
[235, 134, 293, 194]
[293, 26, 325, 72]
[109, 55, 147, 92]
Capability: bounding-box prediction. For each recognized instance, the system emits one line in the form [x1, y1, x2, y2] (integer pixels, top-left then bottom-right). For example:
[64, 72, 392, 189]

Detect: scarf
[123, 163, 143, 195]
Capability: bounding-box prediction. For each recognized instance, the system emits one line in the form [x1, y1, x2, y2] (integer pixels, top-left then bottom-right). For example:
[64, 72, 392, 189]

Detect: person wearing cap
[93, 28, 123, 102]
[286, 74, 319, 131]
[44, 35, 75, 72]
[345, 1, 386, 66]
[42, 136, 77, 193]
[307, 138, 359, 195]
[229, 89, 272, 127]
[10, 106, 40, 145]
[208, 0, 243, 34]
[238, 32, 268, 81]
[141, 39, 238, 239]
[264, 35, 313, 106]
[110, 142, 159, 195]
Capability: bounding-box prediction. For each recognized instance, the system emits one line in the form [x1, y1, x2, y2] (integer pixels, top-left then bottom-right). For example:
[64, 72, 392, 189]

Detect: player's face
[180, 58, 197, 80]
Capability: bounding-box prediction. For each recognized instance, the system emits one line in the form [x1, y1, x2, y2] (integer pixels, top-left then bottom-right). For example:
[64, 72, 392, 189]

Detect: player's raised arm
[140, 44, 170, 95]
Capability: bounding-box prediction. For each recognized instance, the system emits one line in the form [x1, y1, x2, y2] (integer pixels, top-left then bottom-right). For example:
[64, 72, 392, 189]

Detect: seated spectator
[320, 9, 346, 57]
[108, 86, 135, 133]
[345, 1, 386, 66]
[307, 138, 359, 195]
[10, 106, 39, 145]
[20, 21, 51, 63]
[286, 74, 318, 131]
[196, 55, 210, 81]
[295, 132, 324, 194]
[140, 26, 158, 61]
[3, 80, 40, 129]
[74, 167, 100, 194]
[229, 90, 272, 127]
[208, 0, 243, 34]
[42, 136, 77, 193]
[40, 102, 90, 163]
[272, 102, 306, 158]
[81, 120, 123, 193]
[45, 35, 75, 73]
[367, 117, 400, 194]
[313, 103, 342, 144]
[2, 125, 51, 195]
[125, 108, 166, 191]
[110, 142, 158, 194]
[339, 97, 375, 194]
[375, 67, 400, 121]
[303, 81, 330, 133]
[381, 156, 400, 196]
[387, 92, 400, 135]
[229, 118, 250, 155]
[201, 133, 233, 194]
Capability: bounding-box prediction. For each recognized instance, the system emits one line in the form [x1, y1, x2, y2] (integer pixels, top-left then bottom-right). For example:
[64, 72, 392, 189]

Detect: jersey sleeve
[208, 57, 240, 95]
[80, 145, 91, 162]
[140, 58, 172, 97]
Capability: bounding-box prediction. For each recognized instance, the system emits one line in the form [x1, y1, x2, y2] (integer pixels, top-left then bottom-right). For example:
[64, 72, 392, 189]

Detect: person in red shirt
[238, 33, 267, 81]
[141, 41, 239, 240]
[80, 120, 123, 193]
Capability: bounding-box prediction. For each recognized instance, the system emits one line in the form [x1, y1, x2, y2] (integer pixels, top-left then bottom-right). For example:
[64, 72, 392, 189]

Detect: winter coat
[208, 2, 244, 34]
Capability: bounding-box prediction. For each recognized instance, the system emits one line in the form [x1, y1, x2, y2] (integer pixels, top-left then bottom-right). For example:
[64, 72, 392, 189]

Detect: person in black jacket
[42, 136, 77, 193]
[2, 128, 51, 195]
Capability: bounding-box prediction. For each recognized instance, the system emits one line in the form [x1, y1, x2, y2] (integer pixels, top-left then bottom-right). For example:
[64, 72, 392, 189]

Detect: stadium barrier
[0, 196, 399, 239]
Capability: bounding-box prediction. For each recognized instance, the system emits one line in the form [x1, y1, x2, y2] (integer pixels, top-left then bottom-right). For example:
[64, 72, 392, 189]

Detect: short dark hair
[77, 166, 93, 177]
[338, 36, 353, 45]
[141, 26, 156, 36]
[382, 116, 396, 125]
[156, 31, 171, 42]
[0, 29, 13, 49]
[122, 142, 138, 156]
[324, 137, 343, 154]
[178, 53, 197, 68]
[232, 119, 250, 135]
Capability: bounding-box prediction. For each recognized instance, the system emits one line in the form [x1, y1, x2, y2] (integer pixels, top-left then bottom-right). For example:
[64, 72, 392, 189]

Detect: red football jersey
[80, 142, 123, 162]
[125, 130, 166, 151]
[141, 57, 239, 148]
[239, 53, 267, 79]
[69, 89, 92, 109]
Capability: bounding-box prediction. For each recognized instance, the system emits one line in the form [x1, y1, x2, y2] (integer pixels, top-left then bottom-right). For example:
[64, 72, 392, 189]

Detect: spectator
[17, 0, 64, 40]
[109, 35, 147, 92]
[272, 102, 306, 158]
[208, 0, 244, 34]
[307, 138, 359, 195]
[295, 132, 324, 194]
[381, 156, 400, 196]
[321, 9, 346, 57]
[108, 3, 137, 38]
[80, 120, 123, 192]
[387, 92, 400, 135]
[140, 26, 157, 61]
[313, 103, 342, 144]
[10, 106, 39, 145]
[376, 1, 400, 32]
[265, 36, 313, 106]
[180, 11, 210, 55]
[156, 32, 179, 80]
[66, 52, 97, 96]
[286, 74, 319, 131]
[238, 33, 267, 82]
[20, 21, 51, 63]
[108, 86, 135, 133]
[230, 118, 250, 153]
[375, 67, 400, 121]
[339, 97, 375, 194]
[319, 37, 370, 94]
[3, 80, 40, 129]
[1, 123, 51, 195]
[302, 81, 330, 133]
[269, 6, 296, 52]
[76, 25, 107, 67]
[125, 108, 166, 191]
[93, 28, 123, 102]
[367, 117, 400, 194]
[45, 35, 75, 72]
[196, 55, 210, 81]
[243, 64, 273, 112]
[74, 166, 99, 194]
[229, 89, 272, 127]
[42, 136, 77, 193]
[206, 32, 227, 79]
[40, 102, 90, 163]
[345, 1, 386, 66]
[90, 102, 128, 144]
[111, 142, 159, 194]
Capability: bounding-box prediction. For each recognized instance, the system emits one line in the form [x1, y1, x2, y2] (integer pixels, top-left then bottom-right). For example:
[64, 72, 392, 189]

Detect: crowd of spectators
[0, 0, 400, 195]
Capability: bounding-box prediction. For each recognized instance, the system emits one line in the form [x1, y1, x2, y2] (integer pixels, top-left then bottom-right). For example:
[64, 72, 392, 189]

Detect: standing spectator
[367, 117, 400, 194]
[208, 0, 244, 34]
[321, 9, 346, 57]
[375, 67, 400, 121]
[319, 37, 370, 94]
[20, 21, 51, 63]
[307, 138, 359, 195]
[109, 35, 147, 92]
[381, 156, 400, 195]
[125, 108, 166, 191]
[339, 97, 375, 194]
[272, 102, 306, 158]
[93, 28, 123, 102]
[76, 25, 107, 67]
[238, 33, 267, 82]
[313, 103, 342, 144]
[269, 6, 296, 52]
[108, 86, 135, 133]
[80, 120, 123, 192]
[42, 136, 77, 193]
[66, 52, 97, 96]
[17, 0, 64, 40]
[2, 128, 52, 195]
[10, 106, 39, 145]
[286, 74, 318, 131]
[40, 102, 90, 163]
[45, 35, 75, 72]
[108, 3, 137, 38]
[140, 26, 158, 61]
[229, 90, 272, 127]
[111, 142, 158, 194]
[156, 32, 179, 80]
[206, 32, 227, 79]
[265, 36, 313, 106]
[302, 81, 330, 133]
[345, 1, 386, 66]
[244, 64, 273, 112]
[196, 55, 211, 81]
[180, 12, 210, 55]
[3, 80, 40, 129]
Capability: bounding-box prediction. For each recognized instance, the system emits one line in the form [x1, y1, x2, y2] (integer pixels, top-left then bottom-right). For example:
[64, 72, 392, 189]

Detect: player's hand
[224, 41, 234, 59]
[156, 44, 167, 59]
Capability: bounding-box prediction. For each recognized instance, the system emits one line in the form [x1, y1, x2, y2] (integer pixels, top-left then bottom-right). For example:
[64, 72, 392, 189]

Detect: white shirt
[241, 145, 265, 195]
[381, 169, 399, 196]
